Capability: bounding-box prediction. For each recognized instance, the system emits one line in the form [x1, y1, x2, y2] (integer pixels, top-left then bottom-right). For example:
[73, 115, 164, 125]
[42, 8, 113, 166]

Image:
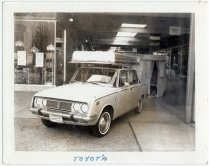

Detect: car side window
[129, 70, 139, 85]
[119, 70, 129, 87]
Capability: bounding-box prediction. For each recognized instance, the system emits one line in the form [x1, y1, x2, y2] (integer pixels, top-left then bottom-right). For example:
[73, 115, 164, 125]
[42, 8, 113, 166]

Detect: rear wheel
[135, 97, 143, 114]
[41, 119, 57, 128]
[91, 110, 112, 137]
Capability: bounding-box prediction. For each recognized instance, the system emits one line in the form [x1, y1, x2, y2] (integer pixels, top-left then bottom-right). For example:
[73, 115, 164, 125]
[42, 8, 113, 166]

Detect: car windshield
[72, 68, 116, 84]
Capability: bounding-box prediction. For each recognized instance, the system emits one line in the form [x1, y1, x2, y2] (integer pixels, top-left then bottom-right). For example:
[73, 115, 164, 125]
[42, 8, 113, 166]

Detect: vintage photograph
[2, 0, 209, 164]
[14, 12, 195, 152]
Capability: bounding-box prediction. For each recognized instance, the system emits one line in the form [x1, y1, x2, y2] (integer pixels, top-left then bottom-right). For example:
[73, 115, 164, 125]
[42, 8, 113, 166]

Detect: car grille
[46, 99, 72, 111]
[46, 100, 58, 108]
[59, 102, 73, 110]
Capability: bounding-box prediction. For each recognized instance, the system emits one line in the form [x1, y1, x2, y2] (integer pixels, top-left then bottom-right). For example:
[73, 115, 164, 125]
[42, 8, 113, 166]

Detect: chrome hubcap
[98, 112, 111, 134]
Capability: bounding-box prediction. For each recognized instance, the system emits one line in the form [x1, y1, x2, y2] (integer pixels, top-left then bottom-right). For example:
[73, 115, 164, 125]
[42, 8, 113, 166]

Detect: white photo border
[2, 1, 209, 165]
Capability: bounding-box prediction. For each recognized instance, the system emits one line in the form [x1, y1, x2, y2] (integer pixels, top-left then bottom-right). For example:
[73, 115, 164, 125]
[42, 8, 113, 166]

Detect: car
[29, 51, 149, 137]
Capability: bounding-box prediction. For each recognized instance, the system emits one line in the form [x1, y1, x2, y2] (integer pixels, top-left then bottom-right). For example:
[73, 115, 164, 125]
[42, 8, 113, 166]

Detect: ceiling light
[31, 46, 39, 53]
[46, 42, 55, 52]
[15, 41, 24, 47]
[69, 18, 74, 22]
[121, 23, 147, 28]
[116, 32, 137, 37]
[150, 36, 160, 40]
[31, 43, 39, 53]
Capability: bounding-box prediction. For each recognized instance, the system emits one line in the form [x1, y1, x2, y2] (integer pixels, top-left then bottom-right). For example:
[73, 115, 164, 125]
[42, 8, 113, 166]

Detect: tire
[41, 118, 57, 128]
[90, 110, 112, 137]
[135, 97, 143, 114]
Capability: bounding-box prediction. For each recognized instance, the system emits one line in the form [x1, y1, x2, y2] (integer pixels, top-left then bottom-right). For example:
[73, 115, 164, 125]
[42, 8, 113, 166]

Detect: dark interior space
[150, 62, 158, 96]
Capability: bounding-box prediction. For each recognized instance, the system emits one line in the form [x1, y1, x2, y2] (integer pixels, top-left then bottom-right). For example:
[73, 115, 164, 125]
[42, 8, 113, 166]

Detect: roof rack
[69, 51, 141, 65]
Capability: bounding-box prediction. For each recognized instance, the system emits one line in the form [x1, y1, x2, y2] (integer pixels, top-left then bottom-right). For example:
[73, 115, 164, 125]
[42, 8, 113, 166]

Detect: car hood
[34, 82, 117, 103]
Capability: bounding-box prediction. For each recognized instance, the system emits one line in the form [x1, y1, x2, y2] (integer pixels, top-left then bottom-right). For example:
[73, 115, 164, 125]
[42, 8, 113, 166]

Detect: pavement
[15, 91, 195, 151]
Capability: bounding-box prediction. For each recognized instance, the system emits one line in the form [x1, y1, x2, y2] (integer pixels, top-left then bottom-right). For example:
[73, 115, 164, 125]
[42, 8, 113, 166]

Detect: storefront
[14, 14, 65, 91]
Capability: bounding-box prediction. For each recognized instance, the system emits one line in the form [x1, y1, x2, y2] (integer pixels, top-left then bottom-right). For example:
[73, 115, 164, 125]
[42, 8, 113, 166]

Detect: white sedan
[29, 66, 148, 137]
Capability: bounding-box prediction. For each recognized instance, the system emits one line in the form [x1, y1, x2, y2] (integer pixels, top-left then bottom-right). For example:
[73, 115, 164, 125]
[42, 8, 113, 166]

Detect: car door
[115, 70, 133, 116]
[128, 70, 142, 109]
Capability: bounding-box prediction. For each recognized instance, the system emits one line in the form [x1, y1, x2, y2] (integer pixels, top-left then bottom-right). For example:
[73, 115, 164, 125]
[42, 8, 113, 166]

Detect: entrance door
[150, 62, 158, 96]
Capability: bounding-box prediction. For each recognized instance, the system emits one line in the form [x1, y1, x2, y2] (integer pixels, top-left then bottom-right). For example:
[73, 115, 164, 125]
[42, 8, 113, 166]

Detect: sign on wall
[35, 52, 44, 67]
[26, 54, 33, 66]
[17, 51, 26, 66]
[169, 26, 182, 36]
[182, 28, 190, 34]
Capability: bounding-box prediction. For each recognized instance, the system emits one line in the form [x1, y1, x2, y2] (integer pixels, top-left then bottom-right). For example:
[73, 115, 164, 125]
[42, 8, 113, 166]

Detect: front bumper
[29, 107, 98, 126]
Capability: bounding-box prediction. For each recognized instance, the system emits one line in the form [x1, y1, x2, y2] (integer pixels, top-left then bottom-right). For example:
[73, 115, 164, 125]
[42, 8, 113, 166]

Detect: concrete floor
[14, 90, 195, 152]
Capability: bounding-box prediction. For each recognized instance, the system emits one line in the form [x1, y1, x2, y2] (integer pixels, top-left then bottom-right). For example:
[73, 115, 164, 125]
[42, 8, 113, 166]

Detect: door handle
[130, 87, 134, 90]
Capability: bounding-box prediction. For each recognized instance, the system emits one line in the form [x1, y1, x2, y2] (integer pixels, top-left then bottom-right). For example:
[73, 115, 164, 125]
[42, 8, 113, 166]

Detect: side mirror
[124, 82, 130, 87]
[120, 77, 129, 87]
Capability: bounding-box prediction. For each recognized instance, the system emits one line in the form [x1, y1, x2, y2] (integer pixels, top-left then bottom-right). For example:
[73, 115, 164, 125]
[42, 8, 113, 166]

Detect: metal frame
[64, 29, 67, 83]
[53, 21, 57, 85]
[185, 14, 195, 123]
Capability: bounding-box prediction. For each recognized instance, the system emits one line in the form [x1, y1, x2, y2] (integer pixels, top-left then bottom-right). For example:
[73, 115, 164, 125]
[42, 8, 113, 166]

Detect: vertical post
[53, 21, 57, 85]
[185, 14, 195, 123]
[179, 47, 183, 76]
[169, 49, 172, 70]
[63, 29, 67, 83]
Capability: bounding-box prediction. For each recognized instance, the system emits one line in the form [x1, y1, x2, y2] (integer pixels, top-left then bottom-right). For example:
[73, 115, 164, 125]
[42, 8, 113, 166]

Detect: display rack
[45, 52, 54, 85]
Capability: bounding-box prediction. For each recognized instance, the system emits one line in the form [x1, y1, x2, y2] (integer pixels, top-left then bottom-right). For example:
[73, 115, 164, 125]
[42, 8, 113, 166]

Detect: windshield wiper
[87, 81, 102, 85]
[70, 80, 81, 83]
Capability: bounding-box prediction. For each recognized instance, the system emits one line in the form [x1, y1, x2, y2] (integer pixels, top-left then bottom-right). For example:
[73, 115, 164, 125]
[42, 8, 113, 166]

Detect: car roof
[80, 66, 135, 71]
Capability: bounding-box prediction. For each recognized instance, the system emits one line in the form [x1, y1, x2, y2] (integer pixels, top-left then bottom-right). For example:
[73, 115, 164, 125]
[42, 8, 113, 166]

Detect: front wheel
[90, 111, 112, 137]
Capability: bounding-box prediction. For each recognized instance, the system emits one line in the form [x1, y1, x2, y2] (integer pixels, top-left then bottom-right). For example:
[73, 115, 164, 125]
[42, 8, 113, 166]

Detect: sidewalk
[14, 92, 195, 151]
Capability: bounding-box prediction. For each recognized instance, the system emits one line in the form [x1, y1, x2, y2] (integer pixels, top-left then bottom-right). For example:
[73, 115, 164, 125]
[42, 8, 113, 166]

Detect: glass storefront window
[14, 19, 56, 85]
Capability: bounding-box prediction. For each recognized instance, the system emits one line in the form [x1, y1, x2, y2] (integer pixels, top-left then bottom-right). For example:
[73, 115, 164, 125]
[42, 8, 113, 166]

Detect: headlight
[73, 103, 81, 111]
[81, 104, 88, 113]
[71, 102, 88, 113]
[42, 99, 47, 107]
[34, 97, 43, 108]
[36, 98, 43, 107]
[34, 98, 38, 107]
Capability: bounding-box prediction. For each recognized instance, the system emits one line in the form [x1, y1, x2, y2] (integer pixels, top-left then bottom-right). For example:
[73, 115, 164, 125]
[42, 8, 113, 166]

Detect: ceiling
[56, 13, 191, 50]
[15, 12, 191, 51]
